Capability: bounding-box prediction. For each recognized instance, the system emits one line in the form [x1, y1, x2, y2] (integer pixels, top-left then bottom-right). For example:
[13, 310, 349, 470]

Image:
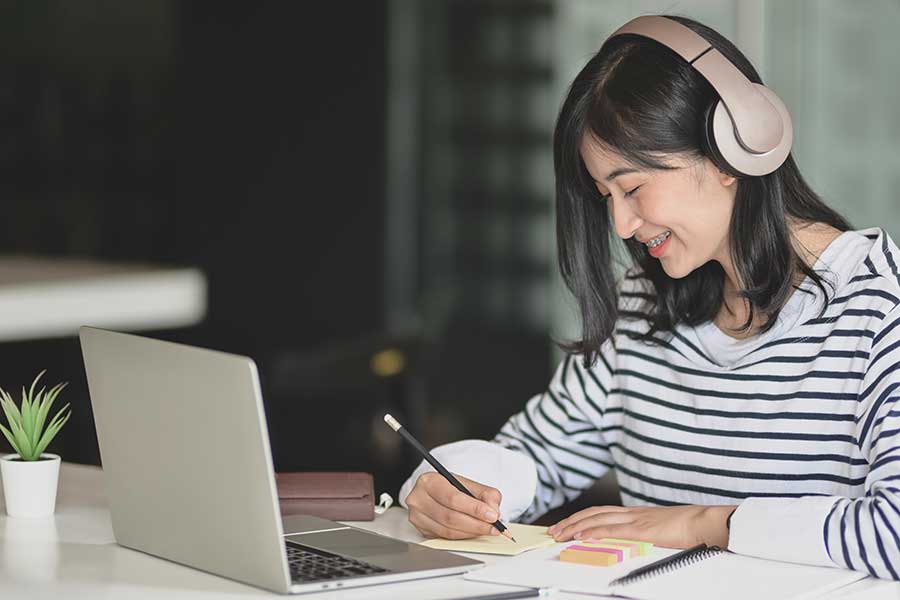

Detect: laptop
[79, 326, 482, 594]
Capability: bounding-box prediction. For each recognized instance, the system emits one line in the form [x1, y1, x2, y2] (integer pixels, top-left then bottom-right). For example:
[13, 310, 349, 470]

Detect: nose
[608, 195, 643, 240]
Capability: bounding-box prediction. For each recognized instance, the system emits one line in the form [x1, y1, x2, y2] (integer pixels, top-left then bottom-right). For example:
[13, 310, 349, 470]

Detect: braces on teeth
[646, 231, 671, 248]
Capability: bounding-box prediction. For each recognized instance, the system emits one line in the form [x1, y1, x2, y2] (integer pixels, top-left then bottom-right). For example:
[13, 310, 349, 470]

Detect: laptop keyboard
[286, 541, 390, 583]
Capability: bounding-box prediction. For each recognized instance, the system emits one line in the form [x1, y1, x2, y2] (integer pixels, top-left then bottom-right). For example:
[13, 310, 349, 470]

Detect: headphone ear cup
[701, 99, 739, 178]
[708, 84, 793, 177]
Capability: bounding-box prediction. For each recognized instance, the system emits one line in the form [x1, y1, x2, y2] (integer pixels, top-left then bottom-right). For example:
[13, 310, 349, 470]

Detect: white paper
[463, 546, 869, 600]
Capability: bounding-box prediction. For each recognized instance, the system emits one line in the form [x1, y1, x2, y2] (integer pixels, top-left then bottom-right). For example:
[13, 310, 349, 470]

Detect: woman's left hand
[548, 504, 736, 549]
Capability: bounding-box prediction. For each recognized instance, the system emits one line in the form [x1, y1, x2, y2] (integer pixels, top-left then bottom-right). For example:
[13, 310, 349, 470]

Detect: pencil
[442, 588, 548, 600]
[384, 414, 517, 543]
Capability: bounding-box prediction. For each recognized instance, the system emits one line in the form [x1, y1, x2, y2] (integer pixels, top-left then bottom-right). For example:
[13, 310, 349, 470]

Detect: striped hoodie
[400, 226, 900, 580]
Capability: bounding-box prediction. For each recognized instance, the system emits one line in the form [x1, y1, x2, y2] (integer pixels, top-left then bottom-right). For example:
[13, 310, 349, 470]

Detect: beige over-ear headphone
[606, 15, 793, 177]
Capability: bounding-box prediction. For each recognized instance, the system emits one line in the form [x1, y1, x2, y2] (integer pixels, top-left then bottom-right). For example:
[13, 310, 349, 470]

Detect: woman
[400, 15, 900, 580]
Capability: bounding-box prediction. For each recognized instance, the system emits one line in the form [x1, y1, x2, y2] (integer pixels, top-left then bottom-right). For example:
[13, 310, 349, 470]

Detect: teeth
[646, 231, 671, 248]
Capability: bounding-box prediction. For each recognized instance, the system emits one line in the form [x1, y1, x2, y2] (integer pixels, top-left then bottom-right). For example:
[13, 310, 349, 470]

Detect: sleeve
[397, 344, 617, 524]
[492, 347, 616, 523]
[729, 305, 900, 580]
[397, 439, 539, 522]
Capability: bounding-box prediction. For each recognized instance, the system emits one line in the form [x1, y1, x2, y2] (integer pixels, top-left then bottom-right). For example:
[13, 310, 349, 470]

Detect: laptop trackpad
[286, 528, 409, 560]
[285, 528, 478, 572]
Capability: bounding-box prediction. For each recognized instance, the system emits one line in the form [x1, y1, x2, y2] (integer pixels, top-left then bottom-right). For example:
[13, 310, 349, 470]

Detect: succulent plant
[0, 371, 70, 461]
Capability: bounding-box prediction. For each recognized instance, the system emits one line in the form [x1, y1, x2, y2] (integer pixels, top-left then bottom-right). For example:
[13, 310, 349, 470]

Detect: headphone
[606, 15, 793, 177]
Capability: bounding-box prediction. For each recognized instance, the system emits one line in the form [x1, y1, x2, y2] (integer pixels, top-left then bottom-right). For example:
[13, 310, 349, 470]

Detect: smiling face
[580, 133, 738, 280]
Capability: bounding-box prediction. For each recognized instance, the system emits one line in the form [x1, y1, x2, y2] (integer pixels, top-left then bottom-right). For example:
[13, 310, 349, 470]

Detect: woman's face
[579, 133, 738, 280]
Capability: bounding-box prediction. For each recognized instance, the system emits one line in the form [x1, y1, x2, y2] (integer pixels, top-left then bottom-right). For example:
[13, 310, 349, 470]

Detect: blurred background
[0, 0, 897, 515]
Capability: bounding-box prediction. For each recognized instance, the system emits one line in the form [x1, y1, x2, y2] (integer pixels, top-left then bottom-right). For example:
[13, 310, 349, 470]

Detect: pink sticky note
[567, 545, 624, 561]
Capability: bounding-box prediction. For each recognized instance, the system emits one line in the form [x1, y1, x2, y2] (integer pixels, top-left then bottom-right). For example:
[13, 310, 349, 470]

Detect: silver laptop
[79, 326, 481, 594]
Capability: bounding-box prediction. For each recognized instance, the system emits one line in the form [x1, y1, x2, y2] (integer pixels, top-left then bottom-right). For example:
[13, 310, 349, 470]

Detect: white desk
[0, 256, 206, 341]
[0, 463, 896, 599]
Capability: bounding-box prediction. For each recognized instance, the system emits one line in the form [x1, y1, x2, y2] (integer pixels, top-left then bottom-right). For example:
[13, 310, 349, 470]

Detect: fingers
[424, 473, 501, 522]
[550, 507, 634, 541]
[413, 493, 499, 538]
[459, 474, 503, 510]
[405, 472, 503, 540]
[453, 473, 503, 513]
[410, 509, 479, 540]
[563, 505, 628, 524]
[570, 522, 631, 542]
[550, 505, 627, 536]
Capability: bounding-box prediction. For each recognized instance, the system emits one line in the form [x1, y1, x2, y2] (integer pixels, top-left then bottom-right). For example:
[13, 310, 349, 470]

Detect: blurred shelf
[0, 256, 207, 342]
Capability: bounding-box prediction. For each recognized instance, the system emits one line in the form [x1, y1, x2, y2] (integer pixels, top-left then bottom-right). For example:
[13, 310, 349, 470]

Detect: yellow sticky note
[560, 543, 624, 566]
[420, 523, 555, 556]
[577, 541, 633, 559]
[593, 537, 654, 557]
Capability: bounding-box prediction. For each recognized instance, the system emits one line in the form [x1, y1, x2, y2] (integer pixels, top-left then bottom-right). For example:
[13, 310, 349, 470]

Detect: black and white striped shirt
[400, 227, 900, 580]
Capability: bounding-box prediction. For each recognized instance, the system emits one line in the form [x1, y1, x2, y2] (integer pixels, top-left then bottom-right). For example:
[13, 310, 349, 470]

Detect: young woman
[400, 15, 900, 580]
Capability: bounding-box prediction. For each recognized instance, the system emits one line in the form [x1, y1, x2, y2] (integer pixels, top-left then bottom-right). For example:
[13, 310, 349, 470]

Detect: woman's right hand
[406, 471, 504, 539]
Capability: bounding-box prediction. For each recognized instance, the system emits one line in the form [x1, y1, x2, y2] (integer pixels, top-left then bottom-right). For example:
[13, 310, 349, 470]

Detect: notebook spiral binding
[612, 544, 726, 586]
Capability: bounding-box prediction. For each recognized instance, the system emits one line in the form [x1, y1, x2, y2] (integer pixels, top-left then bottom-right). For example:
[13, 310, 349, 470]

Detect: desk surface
[0, 463, 895, 599]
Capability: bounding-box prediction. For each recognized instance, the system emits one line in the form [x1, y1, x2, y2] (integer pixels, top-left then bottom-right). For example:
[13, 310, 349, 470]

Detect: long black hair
[555, 15, 852, 367]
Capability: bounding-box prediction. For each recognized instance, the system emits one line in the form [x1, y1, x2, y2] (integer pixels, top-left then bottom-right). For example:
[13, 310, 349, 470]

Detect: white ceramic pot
[0, 453, 61, 518]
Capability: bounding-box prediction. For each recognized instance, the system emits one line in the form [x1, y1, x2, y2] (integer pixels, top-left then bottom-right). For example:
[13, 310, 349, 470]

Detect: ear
[717, 169, 737, 188]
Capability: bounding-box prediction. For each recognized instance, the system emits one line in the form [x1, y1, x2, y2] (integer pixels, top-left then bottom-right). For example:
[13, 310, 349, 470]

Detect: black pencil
[384, 414, 517, 543]
[442, 589, 546, 600]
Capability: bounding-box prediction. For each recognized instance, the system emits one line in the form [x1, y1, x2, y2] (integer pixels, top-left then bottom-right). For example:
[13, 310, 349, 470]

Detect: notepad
[560, 543, 629, 566]
[558, 537, 655, 566]
[464, 544, 869, 599]
[419, 523, 556, 556]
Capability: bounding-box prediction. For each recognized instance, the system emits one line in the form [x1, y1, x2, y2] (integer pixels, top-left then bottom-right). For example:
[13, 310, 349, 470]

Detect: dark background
[0, 1, 555, 500]
[1, 0, 892, 529]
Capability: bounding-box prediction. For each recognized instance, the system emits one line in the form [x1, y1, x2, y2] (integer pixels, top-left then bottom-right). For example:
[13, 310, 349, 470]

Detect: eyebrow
[593, 167, 642, 183]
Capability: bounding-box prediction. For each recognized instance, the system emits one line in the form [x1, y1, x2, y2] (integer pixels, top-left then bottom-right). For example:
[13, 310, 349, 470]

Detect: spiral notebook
[464, 543, 869, 600]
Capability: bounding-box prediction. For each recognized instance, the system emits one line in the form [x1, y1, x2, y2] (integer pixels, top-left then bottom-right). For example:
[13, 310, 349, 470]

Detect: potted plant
[0, 371, 70, 518]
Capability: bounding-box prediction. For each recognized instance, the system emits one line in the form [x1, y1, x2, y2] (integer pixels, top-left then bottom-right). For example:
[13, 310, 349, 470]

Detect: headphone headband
[606, 16, 792, 176]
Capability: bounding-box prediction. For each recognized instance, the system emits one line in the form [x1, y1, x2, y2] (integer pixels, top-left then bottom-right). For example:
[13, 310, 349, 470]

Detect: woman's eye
[600, 185, 641, 200]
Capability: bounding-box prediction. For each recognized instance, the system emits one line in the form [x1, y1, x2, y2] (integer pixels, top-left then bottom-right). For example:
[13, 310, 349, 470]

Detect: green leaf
[0, 394, 22, 438]
[27, 370, 46, 404]
[46, 402, 69, 427]
[0, 387, 22, 426]
[0, 422, 20, 455]
[20, 388, 34, 444]
[26, 388, 45, 448]
[33, 408, 70, 457]
[0, 373, 69, 460]
[33, 383, 66, 448]
[7, 414, 34, 460]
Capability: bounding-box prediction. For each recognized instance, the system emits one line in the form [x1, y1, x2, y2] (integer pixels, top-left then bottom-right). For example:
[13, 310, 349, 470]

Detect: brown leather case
[275, 472, 374, 521]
